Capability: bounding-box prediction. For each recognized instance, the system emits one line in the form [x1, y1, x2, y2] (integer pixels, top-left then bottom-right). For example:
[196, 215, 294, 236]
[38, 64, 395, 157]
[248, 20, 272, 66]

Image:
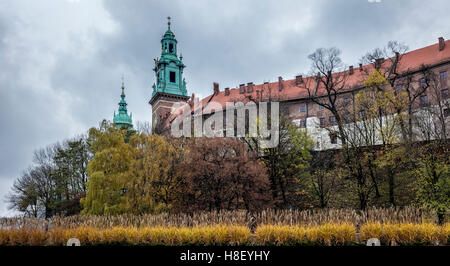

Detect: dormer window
[170, 71, 176, 83]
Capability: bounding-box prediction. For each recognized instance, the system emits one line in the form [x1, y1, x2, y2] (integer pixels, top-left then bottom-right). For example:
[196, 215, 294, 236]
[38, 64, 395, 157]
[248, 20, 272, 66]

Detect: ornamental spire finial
[167, 16, 171, 29]
[121, 75, 125, 97]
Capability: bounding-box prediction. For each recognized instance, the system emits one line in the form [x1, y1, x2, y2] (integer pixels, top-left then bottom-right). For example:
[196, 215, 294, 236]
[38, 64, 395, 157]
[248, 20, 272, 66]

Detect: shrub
[255, 223, 355, 246]
[361, 223, 447, 245]
[305, 223, 356, 246]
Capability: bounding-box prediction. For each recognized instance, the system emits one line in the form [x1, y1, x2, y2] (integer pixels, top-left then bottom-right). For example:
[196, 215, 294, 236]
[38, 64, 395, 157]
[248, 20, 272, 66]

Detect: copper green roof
[150, 17, 188, 99]
[113, 82, 133, 129]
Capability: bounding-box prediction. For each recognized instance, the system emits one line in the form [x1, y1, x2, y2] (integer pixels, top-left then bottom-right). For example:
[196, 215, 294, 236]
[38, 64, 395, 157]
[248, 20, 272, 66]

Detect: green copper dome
[113, 82, 133, 130]
[151, 17, 188, 98]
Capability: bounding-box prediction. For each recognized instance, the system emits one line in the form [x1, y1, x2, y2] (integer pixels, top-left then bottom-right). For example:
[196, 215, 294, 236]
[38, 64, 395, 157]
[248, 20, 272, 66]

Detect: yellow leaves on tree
[81, 123, 184, 215]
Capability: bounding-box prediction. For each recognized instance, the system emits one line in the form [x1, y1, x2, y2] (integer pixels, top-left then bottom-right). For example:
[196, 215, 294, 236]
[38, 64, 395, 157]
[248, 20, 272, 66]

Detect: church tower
[149, 17, 189, 130]
[113, 79, 133, 130]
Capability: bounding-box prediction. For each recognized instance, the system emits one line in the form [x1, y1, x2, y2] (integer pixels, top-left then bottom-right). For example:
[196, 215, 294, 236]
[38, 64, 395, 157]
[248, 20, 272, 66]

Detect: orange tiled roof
[167, 39, 450, 123]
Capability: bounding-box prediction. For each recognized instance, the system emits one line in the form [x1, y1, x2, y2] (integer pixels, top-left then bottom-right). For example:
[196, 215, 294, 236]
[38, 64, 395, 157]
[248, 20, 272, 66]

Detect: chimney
[295, 75, 303, 85]
[349, 66, 354, 75]
[189, 93, 195, 106]
[439, 37, 445, 51]
[225, 87, 230, 96]
[239, 84, 245, 94]
[246, 82, 253, 93]
[213, 82, 219, 95]
[359, 63, 363, 72]
[278, 76, 283, 91]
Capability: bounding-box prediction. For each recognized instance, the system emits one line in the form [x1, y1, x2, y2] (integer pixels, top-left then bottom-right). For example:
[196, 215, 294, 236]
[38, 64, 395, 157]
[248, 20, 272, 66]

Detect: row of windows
[295, 71, 449, 115]
[397, 71, 447, 91]
[298, 88, 448, 114]
[299, 99, 350, 113]
[302, 107, 450, 145]
[300, 104, 449, 129]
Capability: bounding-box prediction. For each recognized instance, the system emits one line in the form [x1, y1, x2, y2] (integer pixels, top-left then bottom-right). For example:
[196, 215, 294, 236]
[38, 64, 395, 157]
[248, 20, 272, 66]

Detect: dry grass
[0, 207, 438, 230]
[255, 223, 356, 246]
[46, 225, 251, 246]
[360, 222, 448, 245]
[0, 223, 448, 246]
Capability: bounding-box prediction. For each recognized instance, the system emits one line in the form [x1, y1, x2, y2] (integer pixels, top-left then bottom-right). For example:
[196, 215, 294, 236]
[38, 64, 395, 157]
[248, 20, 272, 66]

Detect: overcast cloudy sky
[1, 0, 449, 216]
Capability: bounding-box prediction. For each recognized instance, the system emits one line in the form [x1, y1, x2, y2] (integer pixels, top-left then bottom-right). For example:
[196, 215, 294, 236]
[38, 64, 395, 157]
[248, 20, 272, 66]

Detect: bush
[255, 223, 355, 246]
[360, 223, 447, 245]
[0, 229, 47, 246]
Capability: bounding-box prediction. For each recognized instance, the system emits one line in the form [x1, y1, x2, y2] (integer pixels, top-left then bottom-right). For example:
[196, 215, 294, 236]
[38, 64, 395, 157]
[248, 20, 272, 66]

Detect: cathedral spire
[149, 18, 190, 131]
[113, 78, 133, 130]
[150, 18, 188, 98]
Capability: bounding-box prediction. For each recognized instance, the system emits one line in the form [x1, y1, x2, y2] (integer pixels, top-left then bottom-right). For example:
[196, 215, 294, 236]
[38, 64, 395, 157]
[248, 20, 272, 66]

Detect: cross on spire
[121, 74, 125, 96]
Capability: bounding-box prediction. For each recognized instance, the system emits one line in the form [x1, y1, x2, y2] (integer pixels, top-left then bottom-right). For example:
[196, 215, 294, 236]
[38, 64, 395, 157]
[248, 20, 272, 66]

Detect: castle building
[149, 17, 189, 131]
[113, 80, 133, 130]
[150, 19, 449, 149]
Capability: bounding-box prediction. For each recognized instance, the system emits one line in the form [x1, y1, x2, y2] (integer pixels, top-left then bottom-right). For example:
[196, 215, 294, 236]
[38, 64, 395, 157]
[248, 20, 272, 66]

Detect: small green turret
[113, 80, 133, 130]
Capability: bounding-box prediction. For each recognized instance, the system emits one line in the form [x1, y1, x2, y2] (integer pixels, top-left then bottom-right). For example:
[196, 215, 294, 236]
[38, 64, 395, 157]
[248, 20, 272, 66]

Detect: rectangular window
[344, 98, 350, 104]
[440, 71, 447, 80]
[345, 113, 352, 122]
[442, 89, 449, 98]
[299, 104, 307, 112]
[359, 110, 365, 118]
[444, 108, 450, 117]
[170, 71, 176, 83]
[420, 95, 428, 105]
[318, 104, 325, 110]
[301, 119, 307, 128]
[319, 117, 325, 126]
[420, 77, 427, 87]
[329, 116, 336, 124]
[330, 134, 338, 144]
[396, 84, 402, 93]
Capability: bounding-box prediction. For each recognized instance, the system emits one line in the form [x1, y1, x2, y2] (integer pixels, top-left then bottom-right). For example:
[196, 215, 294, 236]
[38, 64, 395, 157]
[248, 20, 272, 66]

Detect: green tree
[81, 121, 133, 215]
[53, 137, 91, 215]
[414, 143, 449, 224]
[245, 116, 313, 208]
[125, 135, 184, 214]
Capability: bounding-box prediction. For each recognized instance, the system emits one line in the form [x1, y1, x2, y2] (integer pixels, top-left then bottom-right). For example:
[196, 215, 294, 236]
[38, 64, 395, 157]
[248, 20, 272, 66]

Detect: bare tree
[302, 47, 349, 144]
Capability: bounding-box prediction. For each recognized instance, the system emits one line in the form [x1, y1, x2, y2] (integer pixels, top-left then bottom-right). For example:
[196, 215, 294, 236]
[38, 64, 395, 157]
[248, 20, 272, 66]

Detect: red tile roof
[167, 39, 450, 124]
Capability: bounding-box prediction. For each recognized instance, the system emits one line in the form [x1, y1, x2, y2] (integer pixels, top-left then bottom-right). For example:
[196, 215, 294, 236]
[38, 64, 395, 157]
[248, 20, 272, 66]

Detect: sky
[0, 0, 449, 217]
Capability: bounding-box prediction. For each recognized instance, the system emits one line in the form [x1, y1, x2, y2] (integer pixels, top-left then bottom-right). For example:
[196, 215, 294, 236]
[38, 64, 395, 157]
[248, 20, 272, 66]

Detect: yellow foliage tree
[81, 121, 184, 215]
